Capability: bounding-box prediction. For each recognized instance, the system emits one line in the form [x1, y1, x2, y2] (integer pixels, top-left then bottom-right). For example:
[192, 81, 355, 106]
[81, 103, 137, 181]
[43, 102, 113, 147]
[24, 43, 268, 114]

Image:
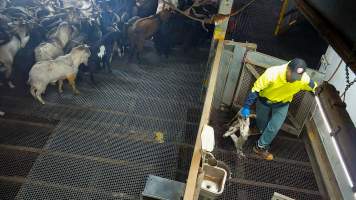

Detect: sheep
[28, 45, 91, 105]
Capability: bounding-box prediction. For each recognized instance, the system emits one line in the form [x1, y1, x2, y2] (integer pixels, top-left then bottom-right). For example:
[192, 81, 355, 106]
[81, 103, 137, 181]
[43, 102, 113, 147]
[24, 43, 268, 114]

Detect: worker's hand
[314, 85, 323, 96]
[240, 107, 250, 119]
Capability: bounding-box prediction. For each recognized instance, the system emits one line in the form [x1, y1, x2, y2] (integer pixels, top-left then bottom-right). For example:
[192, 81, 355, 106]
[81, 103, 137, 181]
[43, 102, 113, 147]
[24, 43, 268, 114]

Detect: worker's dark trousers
[256, 99, 289, 149]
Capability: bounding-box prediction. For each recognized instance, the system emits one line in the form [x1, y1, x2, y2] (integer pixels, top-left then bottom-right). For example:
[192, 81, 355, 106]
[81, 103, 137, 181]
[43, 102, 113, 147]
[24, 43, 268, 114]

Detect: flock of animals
[0, 0, 220, 108]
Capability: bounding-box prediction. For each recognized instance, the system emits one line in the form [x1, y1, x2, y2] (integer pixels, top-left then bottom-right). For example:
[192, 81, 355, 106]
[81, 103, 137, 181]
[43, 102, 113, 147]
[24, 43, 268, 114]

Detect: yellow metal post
[274, 0, 289, 36]
[213, 0, 234, 40]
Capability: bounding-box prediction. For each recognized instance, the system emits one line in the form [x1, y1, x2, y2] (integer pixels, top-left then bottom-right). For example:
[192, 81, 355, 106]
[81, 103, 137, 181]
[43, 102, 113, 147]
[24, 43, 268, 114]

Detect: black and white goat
[0, 21, 31, 88]
[11, 24, 46, 91]
[80, 30, 122, 84]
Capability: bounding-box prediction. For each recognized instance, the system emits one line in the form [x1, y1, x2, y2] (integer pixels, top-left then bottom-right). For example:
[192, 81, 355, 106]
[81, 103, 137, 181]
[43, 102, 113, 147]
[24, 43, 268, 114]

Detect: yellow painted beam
[274, 0, 289, 36]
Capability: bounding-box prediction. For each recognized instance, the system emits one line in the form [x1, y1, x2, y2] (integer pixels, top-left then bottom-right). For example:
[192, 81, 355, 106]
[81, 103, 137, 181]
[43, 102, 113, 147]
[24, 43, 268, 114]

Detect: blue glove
[240, 107, 250, 119]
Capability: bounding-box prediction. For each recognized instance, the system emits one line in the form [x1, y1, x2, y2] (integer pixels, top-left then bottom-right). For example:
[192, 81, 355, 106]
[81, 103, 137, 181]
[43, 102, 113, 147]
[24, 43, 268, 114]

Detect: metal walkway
[0, 48, 205, 199]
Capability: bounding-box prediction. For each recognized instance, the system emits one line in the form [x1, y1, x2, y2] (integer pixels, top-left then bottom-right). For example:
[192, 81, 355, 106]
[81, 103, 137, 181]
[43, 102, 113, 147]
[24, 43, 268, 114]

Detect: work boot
[253, 145, 274, 161]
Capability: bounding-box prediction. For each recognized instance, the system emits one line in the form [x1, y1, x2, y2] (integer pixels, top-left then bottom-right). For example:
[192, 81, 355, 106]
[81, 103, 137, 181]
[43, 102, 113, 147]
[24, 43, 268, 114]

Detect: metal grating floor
[211, 109, 322, 200]
[0, 47, 205, 199]
[0, 45, 323, 199]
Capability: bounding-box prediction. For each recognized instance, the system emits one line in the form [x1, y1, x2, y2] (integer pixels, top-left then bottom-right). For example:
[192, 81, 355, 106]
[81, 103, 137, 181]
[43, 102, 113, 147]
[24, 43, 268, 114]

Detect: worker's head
[286, 58, 307, 82]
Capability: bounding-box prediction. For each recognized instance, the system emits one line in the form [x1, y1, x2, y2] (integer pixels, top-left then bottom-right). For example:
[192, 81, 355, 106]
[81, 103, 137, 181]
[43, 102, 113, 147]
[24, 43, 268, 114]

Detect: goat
[127, 9, 172, 62]
[223, 112, 256, 157]
[29, 45, 91, 105]
[0, 21, 30, 88]
[79, 30, 122, 84]
[34, 21, 73, 62]
[11, 24, 46, 91]
[0, 22, 11, 45]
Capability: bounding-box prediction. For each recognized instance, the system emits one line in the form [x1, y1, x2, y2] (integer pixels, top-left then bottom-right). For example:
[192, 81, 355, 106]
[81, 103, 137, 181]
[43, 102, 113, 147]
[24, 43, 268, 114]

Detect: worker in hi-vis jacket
[241, 58, 317, 161]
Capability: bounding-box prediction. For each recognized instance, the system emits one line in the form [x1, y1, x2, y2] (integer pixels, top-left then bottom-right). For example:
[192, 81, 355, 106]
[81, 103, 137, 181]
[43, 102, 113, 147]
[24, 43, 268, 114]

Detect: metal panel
[142, 175, 185, 200]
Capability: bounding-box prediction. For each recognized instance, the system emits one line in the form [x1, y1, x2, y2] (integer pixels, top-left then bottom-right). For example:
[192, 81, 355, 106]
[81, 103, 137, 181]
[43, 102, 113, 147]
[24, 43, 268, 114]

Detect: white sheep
[28, 45, 91, 105]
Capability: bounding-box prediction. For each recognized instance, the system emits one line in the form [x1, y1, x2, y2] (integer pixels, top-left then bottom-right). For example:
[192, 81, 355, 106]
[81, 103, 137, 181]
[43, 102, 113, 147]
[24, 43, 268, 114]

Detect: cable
[162, 0, 257, 24]
[340, 65, 356, 101]
[327, 58, 343, 82]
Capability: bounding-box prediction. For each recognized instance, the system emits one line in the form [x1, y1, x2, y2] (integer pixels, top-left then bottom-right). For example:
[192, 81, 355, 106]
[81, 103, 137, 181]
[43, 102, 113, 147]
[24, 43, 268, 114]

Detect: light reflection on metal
[315, 96, 332, 133]
[315, 96, 354, 190]
[331, 137, 354, 188]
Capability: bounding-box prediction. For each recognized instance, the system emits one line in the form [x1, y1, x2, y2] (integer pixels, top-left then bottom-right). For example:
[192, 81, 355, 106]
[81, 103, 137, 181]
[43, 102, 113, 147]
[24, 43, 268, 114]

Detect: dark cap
[288, 58, 307, 82]
[289, 58, 307, 74]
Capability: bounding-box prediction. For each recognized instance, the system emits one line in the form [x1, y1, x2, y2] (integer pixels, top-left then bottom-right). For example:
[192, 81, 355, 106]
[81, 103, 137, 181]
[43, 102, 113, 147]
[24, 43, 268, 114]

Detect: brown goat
[127, 9, 172, 62]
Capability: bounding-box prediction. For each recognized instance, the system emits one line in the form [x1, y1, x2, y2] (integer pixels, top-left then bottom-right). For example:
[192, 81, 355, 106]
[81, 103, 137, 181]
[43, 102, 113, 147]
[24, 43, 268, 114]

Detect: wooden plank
[245, 51, 287, 69]
[222, 45, 247, 106]
[245, 63, 261, 79]
[183, 41, 224, 200]
[213, 47, 234, 108]
[223, 40, 257, 50]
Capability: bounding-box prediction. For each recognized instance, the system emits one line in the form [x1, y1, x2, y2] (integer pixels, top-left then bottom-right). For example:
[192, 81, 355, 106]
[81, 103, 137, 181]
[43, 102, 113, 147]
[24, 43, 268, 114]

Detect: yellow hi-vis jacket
[251, 64, 317, 103]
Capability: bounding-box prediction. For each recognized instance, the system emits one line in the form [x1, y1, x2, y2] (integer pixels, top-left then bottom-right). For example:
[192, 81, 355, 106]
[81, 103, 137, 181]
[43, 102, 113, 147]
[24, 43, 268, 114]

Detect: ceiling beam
[295, 0, 356, 74]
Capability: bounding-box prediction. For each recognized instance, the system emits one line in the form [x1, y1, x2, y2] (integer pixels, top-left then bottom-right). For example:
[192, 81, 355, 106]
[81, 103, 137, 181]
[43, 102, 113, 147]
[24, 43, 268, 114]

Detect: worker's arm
[241, 70, 273, 118]
[301, 73, 318, 93]
[244, 70, 273, 106]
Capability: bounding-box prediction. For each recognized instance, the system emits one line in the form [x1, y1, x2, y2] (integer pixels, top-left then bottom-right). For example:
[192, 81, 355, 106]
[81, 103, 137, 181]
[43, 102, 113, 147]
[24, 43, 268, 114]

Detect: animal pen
[0, 44, 325, 200]
[0, 47, 207, 199]
[0, 0, 331, 200]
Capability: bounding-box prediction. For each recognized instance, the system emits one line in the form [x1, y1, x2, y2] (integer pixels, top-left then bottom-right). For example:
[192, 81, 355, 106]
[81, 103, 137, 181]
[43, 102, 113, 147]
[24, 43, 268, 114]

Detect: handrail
[183, 40, 224, 200]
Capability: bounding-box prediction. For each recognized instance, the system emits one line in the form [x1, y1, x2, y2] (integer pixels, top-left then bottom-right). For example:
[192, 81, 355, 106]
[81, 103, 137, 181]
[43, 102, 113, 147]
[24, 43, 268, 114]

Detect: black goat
[79, 30, 122, 84]
[11, 25, 46, 93]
